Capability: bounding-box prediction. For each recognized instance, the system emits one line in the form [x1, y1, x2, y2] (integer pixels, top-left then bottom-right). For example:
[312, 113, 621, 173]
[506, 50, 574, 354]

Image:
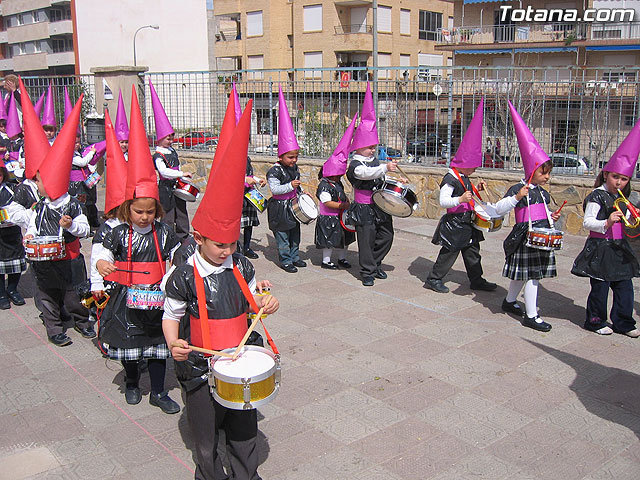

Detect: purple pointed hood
[232, 82, 242, 126]
[323, 113, 358, 176]
[508, 101, 550, 179]
[451, 99, 484, 169]
[6, 93, 22, 138]
[64, 86, 81, 134]
[350, 82, 379, 152]
[115, 90, 129, 141]
[34, 92, 45, 119]
[41, 85, 56, 127]
[149, 80, 174, 140]
[0, 91, 7, 121]
[277, 86, 300, 156]
[603, 118, 640, 178]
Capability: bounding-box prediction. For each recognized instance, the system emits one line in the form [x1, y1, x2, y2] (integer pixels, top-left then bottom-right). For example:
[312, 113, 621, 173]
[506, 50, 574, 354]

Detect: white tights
[322, 248, 347, 264]
[506, 279, 541, 321]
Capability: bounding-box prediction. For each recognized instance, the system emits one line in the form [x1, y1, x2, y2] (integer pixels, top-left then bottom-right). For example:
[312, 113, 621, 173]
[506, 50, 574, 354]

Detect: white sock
[506, 280, 525, 303]
[322, 249, 332, 264]
[524, 279, 540, 320]
[336, 248, 347, 260]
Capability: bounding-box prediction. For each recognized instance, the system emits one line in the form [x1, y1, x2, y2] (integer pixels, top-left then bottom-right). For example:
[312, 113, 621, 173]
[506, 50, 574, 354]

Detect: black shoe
[281, 264, 298, 273]
[321, 262, 338, 270]
[501, 299, 523, 317]
[49, 333, 72, 347]
[470, 279, 498, 291]
[244, 248, 259, 259]
[424, 279, 449, 293]
[6, 290, 25, 306]
[149, 391, 180, 414]
[74, 325, 97, 339]
[337, 259, 351, 269]
[362, 276, 375, 287]
[293, 260, 307, 268]
[522, 315, 552, 332]
[374, 269, 387, 279]
[0, 295, 10, 310]
[125, 387, 142, 405]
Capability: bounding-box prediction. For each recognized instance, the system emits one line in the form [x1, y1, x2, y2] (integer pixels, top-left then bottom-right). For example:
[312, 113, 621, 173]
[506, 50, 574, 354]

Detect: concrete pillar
[89, 65, 149, 117]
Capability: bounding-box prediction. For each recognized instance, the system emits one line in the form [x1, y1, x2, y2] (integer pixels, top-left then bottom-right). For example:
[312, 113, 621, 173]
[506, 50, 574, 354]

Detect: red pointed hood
[38, 95, 83, 199]
[18, 77, 50, 180]
[191, 100, 253, 243]
[104, 109, 128, 213]
[125, 85, 159, 201]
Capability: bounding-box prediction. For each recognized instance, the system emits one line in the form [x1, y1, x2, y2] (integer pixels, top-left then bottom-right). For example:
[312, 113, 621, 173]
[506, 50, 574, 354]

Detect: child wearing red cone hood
[163, 99, 278, 480]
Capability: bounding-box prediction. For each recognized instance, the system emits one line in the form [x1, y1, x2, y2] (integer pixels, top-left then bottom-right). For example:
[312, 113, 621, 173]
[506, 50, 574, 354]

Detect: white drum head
[214, 349, 275, 378]
[298, 194, 318, 219]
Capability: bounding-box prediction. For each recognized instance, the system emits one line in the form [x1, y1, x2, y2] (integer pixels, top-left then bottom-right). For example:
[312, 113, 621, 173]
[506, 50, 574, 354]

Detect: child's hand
[169, 339, 192, 362]
[387, 161, 398, 172]
[459, 191, 473, 204]
[256, 280, 272, 293]
[340, 199, 350, 209]
[551, 212, 561, 222]
[182, 172, 193, 179]
[291, 179, 301, 188]
[476, 181, 487, 191]
[258, 293, 279, 315]
[258, 178, 267, 187]
[515, 185, 529, 201]
[607, 210, 624, 228]
[246, 176, 257, 186]
[92, 290, 105, 300]
[59, 215, 72, 229]
[96, 260, 117, 277]
[24, 234, 34, 240]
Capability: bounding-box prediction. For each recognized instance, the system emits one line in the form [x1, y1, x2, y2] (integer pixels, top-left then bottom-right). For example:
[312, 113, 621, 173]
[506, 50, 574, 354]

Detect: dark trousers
[186, 382, 261, 480]
[355, 217, 394, 277]
[273, 224, 301, 266]
[163, 197, 190, 242]
[585, 278, 635, 333]
[40, 285, 91, 337]
[243, 227, 253, 252]
[428, 243, 483, 284]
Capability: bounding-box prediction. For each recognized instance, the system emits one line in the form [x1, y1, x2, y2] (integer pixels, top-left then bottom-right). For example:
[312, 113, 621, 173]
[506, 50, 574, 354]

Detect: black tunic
[503, 183, 552, 258]
[68, 149, 95, 208]
[432, 172, 484, 251]
[172, 236, 197, 267]
[266, 162, 299, 231]
[12, 181, 39, 210]
[571, 188, 640, 282]
[344, 157, 390, 226]
[153, 147, 180, 212]
[314, 178, 355, 249]
[164, 253, 255, 391]
[99, 221, 180, 349]
[0, 183, 24, 261]
[241, 156, 260, 228]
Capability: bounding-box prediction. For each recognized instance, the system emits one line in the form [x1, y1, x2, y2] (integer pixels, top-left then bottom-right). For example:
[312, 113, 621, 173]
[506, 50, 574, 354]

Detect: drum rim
[212, 385, 279, 410]
[339, 210, 356, 232]
[291, 199, 317, 223]
[372, 190, 413, 217]
[209, 346, 279, 384]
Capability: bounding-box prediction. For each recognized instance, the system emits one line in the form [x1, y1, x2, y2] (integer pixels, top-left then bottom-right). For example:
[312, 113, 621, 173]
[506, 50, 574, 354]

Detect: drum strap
[151, 225, 166, 277]
[232, 264, 280, 356]
[193, 262, 214, 351]
[451, 167, 483, 208]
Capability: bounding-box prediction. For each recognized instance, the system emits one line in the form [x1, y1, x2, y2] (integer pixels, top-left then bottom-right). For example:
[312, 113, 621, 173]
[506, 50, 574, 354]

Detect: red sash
[61, 238, 80, 260]
[104, 261, 164, 285]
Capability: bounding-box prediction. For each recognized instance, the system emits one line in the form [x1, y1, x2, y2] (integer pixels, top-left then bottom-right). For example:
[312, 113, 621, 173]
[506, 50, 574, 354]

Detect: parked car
[190, 139, 218, 152]
[254, 142, 278, 154]
[549, 153, 589, 175]
[174, 131, 218, 149]
[406, 133, 446, 157]
[377, 145, 402, 161]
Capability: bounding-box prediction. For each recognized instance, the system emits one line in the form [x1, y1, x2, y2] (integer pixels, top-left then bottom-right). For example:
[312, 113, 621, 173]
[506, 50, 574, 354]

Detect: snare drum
[83, 171, 101, 189]
[525, 227, 564, 251]
[290, 193, 318, 224]
[472, 203, 503, 233]
[126, 285, 164, 310]
[208, 346, 280, 410]
[24, 236, 66, 261]
[244, 188, 266, 213]
[339, 209, 356, 233]
[372, 179, 419, 217]
[174, 178, 200, 202]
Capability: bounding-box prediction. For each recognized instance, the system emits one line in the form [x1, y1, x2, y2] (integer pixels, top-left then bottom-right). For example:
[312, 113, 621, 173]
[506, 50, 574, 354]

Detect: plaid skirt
[241, 196, 260, 228]
[105, 343, 170, 361]
[0, 257, 27, 274]
[503, 242, 557, 281]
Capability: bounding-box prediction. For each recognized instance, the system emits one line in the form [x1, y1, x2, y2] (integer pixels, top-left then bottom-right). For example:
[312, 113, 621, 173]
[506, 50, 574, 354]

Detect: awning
[455, 49, 512, 54]
[586, 45, 640, 51]
[456, 47, 577, 54]
[463, 0, 514, 4]
[515, 47, 577, 53]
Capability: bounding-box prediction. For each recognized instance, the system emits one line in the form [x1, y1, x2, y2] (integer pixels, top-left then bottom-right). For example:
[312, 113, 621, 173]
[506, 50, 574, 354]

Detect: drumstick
[170, 342, 234, 358]
[393, 163, 410, 181]
[115, 268, 150, 275]
[479, 178, 493, 203]
[553, 200, 567, 215]
[232, 307, 265, 360]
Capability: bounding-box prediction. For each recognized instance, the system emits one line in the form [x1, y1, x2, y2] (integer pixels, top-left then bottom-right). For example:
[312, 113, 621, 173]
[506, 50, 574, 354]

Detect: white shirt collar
[45, 193, 70, 208]
[156, 146, 172, 154]
[353, 154, 374, 162]
[190, 249, 233, 276]
[106, 218, 122, 228]
[132, 223, 152, 234]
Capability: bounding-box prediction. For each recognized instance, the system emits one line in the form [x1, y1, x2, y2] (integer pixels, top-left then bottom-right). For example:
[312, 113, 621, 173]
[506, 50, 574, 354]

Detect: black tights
[243, 226, 253, 251]
[121, 359, 166, 394]
[0, 273, 21, 296]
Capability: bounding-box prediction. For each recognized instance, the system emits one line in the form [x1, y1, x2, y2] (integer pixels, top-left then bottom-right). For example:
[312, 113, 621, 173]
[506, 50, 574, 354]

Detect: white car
[254, 142, 278, 154]
[549, 153, 590, 175]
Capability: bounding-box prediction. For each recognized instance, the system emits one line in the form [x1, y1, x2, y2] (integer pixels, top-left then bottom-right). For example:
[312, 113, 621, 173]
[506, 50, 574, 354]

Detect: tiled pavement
[1, 211, 639, 479]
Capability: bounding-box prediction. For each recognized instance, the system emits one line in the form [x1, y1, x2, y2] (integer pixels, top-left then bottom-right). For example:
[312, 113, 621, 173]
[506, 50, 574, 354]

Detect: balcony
[0, 58, 13, 71]
[334, 24, 372, 35]
[49, 20, 73, 36]
[436, 22, 640, 47]
[214, 28, 241, 42]
[47, 51, 75, 67]
[0, 31, 8, 44]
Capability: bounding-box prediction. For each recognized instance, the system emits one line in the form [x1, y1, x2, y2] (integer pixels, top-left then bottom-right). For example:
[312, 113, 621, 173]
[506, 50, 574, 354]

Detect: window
[247, 55, 264, 79]
[418, 53, 443, 80]
[52, 38, 73, 53]
[303, 5, 322, 32]
[378, 6, 392, 33]
[419, 11, 442, 40]
[304, 51, 322, 78]
[246, 11, 263, 37]
[49, 8, 71, 22]
[400, 9, 410, 35]
[377, 53, 391, 79]
[35, 10, 48, 23]
[400, 54, 411, 67]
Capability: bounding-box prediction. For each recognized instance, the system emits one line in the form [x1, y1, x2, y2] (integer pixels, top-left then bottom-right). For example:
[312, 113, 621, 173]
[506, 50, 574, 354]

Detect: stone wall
[178, 151, 640, 236]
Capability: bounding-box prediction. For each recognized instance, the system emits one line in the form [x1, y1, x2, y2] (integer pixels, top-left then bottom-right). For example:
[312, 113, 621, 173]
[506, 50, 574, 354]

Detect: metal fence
[12, 66, 640, 176]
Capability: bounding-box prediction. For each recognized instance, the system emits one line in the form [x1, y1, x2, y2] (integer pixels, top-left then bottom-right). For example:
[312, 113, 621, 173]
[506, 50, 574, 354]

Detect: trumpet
[614, 189, 640, 228]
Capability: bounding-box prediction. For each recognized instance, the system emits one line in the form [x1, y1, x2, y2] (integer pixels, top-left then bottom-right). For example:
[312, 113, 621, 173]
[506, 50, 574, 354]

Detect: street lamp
[133, 24, 159, 66]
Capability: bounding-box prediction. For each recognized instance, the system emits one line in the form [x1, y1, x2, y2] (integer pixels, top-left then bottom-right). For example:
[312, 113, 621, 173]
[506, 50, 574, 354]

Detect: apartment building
[212, 0, 454, 80]
[0, 0, 76, 75]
